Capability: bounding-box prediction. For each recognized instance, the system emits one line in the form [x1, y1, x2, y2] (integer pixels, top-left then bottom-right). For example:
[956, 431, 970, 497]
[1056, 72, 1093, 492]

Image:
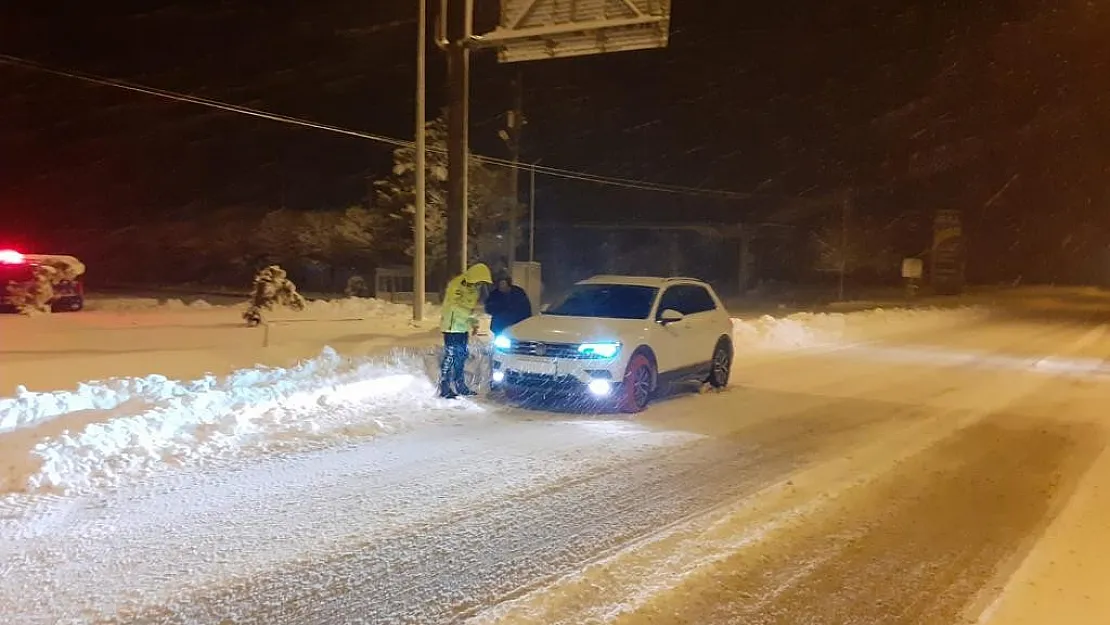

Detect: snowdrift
[0, 347, 479, 495]
[84, 294, 437, 320]
[730, 306, 987, 351]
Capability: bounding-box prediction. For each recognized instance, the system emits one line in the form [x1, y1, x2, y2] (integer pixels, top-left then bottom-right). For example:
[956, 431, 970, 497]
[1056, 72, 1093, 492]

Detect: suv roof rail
[663, 276, 704, 282]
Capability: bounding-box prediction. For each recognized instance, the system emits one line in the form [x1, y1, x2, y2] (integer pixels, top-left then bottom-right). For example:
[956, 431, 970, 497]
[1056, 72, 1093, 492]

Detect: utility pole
[529, 160, 538, 262]
[504, 68, 523, 266]
[413, 0, 427, 322]
[838, 190, 851, 302]
[444, 0, 472, 278]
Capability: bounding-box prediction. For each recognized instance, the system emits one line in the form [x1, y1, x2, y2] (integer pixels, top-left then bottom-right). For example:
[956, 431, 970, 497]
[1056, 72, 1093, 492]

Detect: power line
[0, 52, 779, 201]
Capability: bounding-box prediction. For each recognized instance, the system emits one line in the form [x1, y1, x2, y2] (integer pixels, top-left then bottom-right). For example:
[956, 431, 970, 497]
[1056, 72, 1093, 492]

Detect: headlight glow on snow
[493, 334, 512, 351]
[587, 379, 612, 396]
[577, 342, 621, 359]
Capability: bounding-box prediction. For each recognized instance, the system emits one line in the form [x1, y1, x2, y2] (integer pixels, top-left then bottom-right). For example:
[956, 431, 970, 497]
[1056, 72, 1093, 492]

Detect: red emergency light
[0, 249, 25, 264]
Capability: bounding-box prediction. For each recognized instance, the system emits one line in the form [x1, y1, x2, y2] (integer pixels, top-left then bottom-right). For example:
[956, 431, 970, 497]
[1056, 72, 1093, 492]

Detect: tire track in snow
[610, 417, 1102, 625]
[105, 403, 907, 624]
[463, 317, 1106, 625]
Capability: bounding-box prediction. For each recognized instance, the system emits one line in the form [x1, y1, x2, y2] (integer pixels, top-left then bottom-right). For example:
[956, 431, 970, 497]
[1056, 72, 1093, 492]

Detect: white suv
[490, 275, 734, 412]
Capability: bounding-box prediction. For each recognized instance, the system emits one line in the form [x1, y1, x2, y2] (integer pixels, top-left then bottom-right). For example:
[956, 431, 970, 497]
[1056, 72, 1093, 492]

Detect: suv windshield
[545, 284, 658, 320]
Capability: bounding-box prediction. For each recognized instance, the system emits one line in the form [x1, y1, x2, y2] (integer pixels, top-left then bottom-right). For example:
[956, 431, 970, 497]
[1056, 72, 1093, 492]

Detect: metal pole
[838, 191, 850, 302]
[445, 0, 470, 278]
[506, 69, 523, 266]
[529, 160, 537, 262]
[413, 0, 427, 322]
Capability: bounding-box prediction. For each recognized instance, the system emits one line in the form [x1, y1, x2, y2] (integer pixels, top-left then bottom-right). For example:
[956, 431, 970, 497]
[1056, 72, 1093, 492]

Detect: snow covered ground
[1, 293, 443, 394]
[0, 295, 458, 495]
[0, 295, 984, 497]
[3, 289, 1109, 623]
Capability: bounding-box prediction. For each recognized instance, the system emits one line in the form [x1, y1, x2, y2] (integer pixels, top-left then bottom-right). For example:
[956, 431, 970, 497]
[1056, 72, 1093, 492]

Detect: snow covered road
[4, 305, 1110, 624]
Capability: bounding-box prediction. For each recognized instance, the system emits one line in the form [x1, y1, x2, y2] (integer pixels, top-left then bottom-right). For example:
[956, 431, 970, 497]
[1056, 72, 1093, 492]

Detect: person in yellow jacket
[438, 262, 493, 398]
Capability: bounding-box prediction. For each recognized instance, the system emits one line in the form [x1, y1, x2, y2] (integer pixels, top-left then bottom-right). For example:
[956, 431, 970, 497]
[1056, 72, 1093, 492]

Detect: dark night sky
[1, 0, 1108, 281]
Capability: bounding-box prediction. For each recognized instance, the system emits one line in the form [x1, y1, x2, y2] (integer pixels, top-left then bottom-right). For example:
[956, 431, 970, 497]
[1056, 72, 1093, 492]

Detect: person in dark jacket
[485, 274, 533, 336]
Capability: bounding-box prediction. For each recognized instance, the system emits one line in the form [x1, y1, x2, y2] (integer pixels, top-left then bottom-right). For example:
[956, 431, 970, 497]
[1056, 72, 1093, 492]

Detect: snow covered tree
[812, 216, 901, 278]
[374, 114, 519, 275]
[243, 265, 307, 327]
[5, 264, 58, 315]
[345, 275, 370, 297]
[249, 206, 382, 268]
[329, 206, 383, 266]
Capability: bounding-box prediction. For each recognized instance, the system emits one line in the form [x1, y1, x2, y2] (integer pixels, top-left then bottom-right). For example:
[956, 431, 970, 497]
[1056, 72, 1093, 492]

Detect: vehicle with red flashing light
[0, 249, 86, 312]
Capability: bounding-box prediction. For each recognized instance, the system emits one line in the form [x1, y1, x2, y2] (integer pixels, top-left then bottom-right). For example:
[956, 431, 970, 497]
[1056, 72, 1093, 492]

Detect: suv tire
[707, 339, 732, 389]
[619, 353, 656, 413]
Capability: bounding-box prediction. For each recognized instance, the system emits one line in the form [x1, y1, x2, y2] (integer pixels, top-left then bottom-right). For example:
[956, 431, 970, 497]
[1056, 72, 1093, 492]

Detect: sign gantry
[471, 0, 673, 63]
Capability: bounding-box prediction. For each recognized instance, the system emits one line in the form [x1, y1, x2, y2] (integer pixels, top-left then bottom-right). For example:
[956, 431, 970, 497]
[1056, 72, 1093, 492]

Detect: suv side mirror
[658, 308, 684, 324]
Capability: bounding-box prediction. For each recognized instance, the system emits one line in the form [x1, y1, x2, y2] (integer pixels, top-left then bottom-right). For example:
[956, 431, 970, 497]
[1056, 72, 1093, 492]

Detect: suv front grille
[508, 341, 584, 359]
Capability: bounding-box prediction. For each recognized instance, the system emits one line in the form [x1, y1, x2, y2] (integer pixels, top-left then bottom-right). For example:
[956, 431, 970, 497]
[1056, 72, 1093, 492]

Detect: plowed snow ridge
[0, 347, 481, 495]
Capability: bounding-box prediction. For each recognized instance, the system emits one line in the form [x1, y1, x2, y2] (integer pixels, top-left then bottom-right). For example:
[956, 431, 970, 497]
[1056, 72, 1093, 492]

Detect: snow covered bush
[5, 264, 58, 315]
[243, 265, 307, 327]
[345, 275, 371, 298]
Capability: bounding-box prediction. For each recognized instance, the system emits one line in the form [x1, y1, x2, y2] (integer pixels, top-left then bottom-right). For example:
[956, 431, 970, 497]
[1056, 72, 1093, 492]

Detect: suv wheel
[707, 340, 732, 389]
[619, 353, 655, 413]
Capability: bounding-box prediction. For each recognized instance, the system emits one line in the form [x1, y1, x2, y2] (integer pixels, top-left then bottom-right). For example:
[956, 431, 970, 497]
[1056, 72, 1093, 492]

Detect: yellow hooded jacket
[440, 263, 493, 333]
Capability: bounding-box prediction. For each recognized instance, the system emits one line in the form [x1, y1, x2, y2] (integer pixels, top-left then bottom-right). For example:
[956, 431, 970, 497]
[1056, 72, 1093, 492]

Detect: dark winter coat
[485, 285, 532, 336]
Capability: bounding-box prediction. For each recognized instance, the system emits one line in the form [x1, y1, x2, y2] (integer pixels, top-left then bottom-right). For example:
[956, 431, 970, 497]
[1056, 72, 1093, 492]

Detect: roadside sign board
[931, 210, 966, 295]
[480, 0, 673, 63]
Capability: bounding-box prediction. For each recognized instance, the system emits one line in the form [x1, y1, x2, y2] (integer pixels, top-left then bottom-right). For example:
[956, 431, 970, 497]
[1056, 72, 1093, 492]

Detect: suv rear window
[546, 284, 659, 320]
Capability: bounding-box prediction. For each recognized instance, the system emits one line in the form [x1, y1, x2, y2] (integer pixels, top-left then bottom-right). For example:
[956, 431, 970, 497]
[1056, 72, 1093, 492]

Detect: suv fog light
[587, 379, 612, 396]
[492, 370, 506, 383]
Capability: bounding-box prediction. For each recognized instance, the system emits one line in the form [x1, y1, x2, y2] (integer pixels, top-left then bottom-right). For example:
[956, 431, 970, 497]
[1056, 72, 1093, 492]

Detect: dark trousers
[439, 332, 471, 395]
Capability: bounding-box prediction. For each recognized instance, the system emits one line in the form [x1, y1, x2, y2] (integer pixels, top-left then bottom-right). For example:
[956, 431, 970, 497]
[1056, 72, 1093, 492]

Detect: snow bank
[299, 296, 437, 320]
[0, 347, 474, 495]
[85, 295, 437, 320]
[731, 306, 987, 350]
[84, 297, 214, 311]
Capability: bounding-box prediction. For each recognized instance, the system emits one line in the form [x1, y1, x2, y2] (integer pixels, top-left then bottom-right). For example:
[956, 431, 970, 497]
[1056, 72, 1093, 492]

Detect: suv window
[657, 284, 717, 317]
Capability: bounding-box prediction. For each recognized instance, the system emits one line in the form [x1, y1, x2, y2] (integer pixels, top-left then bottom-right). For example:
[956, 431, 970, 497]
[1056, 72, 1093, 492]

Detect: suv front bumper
[491, 354, 625, 398]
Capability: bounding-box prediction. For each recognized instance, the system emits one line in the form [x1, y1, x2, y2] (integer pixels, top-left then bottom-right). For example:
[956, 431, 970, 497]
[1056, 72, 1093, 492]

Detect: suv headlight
[577, 342, 621, 359]
[493, 334, 512, 351]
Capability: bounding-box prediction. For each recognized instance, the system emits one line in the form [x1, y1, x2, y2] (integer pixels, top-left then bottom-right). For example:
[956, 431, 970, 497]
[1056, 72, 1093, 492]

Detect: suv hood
[506, 314, 645, 345]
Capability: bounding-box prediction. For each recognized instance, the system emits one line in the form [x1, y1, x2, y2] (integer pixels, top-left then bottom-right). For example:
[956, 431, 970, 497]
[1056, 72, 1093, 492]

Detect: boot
[438, 380, 458, 399]
[438, 351, 458, 399]
[453, 349, 477, 396]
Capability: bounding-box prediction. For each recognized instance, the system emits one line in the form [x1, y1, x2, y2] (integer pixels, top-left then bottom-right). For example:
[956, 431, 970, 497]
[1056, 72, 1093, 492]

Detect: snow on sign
[475, 0, 673, 63]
